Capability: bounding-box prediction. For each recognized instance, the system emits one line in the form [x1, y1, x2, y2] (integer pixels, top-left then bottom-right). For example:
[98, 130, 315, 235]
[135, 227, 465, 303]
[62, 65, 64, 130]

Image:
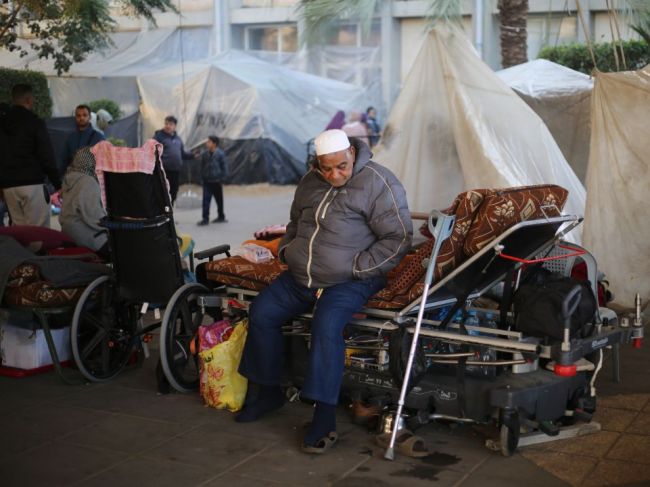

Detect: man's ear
[349, 145, 356, 161]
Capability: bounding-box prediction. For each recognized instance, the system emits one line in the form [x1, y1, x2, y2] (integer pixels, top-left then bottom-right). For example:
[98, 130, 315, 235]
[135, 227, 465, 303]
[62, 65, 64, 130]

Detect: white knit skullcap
[314, 129, 350, 156]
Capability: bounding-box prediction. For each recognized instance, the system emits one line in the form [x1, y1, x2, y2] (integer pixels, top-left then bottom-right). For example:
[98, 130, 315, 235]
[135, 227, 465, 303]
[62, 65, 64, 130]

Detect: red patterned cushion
[205, 256, 288, 291]
[374, 189, 487, 304]
[3, 281, 84, 307]
[463, 184, 568, 256]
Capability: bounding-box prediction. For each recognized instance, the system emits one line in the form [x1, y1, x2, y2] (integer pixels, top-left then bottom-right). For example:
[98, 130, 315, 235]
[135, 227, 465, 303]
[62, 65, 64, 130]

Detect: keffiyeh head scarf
[69, 147, 98, 179]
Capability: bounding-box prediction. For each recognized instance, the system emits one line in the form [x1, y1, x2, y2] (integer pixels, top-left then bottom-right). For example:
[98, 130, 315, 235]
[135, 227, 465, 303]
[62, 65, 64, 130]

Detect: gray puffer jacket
[279, 140, 412, 289]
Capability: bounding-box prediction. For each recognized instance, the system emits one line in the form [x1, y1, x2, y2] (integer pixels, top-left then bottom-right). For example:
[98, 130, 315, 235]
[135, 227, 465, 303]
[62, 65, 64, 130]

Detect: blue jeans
[238, 271, 386, 405]
[202, 181, 224, 221]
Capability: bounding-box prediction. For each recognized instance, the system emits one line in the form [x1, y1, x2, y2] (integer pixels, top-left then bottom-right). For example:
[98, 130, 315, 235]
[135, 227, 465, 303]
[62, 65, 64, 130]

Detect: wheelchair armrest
[194, 244, 231, 261]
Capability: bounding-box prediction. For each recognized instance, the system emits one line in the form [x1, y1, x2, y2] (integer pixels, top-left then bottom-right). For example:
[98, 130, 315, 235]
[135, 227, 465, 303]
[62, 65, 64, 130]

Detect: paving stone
[460, 454, 572, 487]
[62, 413, 191, 454]
[594, 406, 638, 432]
[143, 422, 274, 473]
[582, 458, 650, 487]
[0, 440, 127, 487]
[75, 456, 215, 487]
[202, 472, 307, 486]
[606, 433, 650, 464]
[229, 432, 371, 485]
[520, 450, 597, 486]
[598, 394, 650, 412]
[624, 411, 650, 435]
[521, 430, 619, 459]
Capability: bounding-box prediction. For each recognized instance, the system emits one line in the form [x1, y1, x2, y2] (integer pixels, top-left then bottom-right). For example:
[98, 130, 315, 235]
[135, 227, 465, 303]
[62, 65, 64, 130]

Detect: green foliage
[538, 40, 650, 74]
[107, 136, 126, 147]
[0, 67, 52, 118]
[88, 99, 121, 120]
[0, 1, 176, 75]
[297, 0, 381, 46]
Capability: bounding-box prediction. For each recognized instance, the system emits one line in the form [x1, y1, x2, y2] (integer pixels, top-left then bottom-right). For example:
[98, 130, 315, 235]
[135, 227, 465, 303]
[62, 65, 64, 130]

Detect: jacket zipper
[321, 190, 337, 219]
[307, 187, 333, 288]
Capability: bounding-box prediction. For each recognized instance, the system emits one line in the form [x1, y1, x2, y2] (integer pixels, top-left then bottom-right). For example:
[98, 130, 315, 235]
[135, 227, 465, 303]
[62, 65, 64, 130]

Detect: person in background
[341, 111, 370, 146]
[197, 135, 228, 226]
[366, 106, 381, 147]
[0, 84, 61, 228]
[325, 110, 345, 130]
[61, 104, 105, 175]
[59, 147, 110, 260]
[153, 115, 196, 205]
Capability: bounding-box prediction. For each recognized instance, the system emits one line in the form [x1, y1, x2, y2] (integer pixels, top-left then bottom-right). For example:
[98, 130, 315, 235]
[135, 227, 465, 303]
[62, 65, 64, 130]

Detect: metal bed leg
[612, 343, 621, 383]
[34, 309, 82, 385]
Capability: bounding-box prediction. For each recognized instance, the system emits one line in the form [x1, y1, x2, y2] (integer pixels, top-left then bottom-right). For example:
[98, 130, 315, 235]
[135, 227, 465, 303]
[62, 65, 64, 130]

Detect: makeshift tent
[1, 28, 215, 117]
[583, 66, 650, 307]
[498, 60, 593, 182]
[374, 26, 585, 231]
[137, 52, 367, 184]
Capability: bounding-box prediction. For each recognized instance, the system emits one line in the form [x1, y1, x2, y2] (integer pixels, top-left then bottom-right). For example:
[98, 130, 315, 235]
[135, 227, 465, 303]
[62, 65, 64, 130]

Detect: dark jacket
[279, 139, 413, 289]
[0, 105, 61, 190]
[61, 126, 105, 175]
[201, 148, 228, 183]
[153, 129, 193, 172]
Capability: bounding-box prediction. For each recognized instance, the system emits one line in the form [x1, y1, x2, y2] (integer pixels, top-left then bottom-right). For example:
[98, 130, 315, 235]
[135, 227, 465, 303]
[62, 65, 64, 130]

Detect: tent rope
[606, 0, 621, 70]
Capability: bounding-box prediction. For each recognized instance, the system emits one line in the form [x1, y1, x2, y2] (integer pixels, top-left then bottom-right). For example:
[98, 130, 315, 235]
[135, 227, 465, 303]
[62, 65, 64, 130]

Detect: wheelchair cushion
[205, 256, 288, 291]
[463, 184, 568, 256]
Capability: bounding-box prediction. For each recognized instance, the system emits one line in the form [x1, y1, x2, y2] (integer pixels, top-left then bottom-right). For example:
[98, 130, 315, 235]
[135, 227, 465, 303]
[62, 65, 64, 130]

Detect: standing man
[197, 136, 228, 226]
[366, 106, 381, 147]
[61, 104, 105, 175]
[0, 84, 61, 227]
[236, 129, 412, 453]
[153, 115, 195, 205]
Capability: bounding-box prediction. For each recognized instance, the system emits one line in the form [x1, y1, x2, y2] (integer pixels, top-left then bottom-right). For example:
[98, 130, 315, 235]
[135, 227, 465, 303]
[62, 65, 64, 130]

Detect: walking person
[0, 84, 61, 228]
[153, 115, 196, 205]
[197, 136, 228, 226]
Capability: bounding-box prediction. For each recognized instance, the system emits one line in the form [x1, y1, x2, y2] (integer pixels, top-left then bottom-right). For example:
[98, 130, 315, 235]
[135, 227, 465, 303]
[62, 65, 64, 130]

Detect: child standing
[197, 136, 228, 225]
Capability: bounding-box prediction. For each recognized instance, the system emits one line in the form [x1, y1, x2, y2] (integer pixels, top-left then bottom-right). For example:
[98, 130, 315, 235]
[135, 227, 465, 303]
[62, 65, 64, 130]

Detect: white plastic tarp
[583, 66, 650, 307]
[498, 59, 593, 182]
[0, 28, 215, 116]
[137, 51, 367, 165]
[374, 26, 586, 230]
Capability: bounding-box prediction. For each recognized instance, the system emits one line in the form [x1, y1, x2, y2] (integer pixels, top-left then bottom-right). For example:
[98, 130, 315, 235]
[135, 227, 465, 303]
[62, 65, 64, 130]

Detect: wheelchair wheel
[71, 275, 138, 382]
[160, 282, 210, 393]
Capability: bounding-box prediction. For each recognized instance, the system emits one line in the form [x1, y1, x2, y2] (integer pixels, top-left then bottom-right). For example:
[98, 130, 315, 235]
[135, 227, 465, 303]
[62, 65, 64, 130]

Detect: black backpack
[513, 268, 598, 343]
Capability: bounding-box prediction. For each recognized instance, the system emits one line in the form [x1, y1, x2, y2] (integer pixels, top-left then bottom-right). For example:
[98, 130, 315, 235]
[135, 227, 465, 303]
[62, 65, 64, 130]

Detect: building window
[245, 25, 298, 52]
[325, 21, 381, 47]
[528, 14, 578, 58]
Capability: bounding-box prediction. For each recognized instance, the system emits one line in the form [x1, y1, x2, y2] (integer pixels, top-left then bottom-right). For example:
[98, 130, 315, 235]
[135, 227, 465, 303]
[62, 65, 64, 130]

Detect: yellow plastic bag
[199, 319, 248, 412]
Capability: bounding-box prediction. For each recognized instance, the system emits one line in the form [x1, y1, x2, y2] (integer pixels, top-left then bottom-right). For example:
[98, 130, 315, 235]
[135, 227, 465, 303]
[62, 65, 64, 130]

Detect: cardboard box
[0, 323, 71, 370]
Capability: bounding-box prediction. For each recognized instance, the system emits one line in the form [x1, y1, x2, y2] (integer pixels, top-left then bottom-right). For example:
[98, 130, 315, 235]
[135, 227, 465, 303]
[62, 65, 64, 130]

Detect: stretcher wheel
[500, 423, 519, 457]
[71, 275, 138, 382]
[160, 282, 209, 393]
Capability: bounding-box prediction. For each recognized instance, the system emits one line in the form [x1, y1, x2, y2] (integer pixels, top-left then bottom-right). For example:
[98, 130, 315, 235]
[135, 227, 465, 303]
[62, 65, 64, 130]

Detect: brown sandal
[375, 429, 429, 458]
[301, 431, 339, 454]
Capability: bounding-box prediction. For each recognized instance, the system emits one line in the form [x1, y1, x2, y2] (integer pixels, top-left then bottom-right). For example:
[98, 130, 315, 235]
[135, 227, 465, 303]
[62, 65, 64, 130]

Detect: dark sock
[304, 401, 337, 446]
[235, 384, 284, 423]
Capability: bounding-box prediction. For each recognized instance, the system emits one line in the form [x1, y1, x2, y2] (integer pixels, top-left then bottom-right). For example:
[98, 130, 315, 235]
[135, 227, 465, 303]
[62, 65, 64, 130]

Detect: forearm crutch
[385, 210, 456, 460]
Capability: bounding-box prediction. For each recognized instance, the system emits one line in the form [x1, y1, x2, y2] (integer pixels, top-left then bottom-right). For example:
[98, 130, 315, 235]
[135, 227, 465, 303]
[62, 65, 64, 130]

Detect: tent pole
[474, 0, 484, 60]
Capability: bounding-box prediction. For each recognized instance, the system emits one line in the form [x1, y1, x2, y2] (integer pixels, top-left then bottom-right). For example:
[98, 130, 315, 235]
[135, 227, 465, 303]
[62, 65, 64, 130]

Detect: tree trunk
[498, 0, 529, 68]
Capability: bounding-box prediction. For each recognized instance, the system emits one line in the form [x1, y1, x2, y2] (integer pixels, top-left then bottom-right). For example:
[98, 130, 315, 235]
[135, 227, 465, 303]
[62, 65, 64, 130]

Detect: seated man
[236, 129, 413, 452]
[59, 147, 110, 260]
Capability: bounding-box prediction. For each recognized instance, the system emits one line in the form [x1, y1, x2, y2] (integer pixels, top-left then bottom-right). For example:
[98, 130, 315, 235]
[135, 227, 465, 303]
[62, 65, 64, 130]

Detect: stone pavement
[3, 184, 647, 486]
